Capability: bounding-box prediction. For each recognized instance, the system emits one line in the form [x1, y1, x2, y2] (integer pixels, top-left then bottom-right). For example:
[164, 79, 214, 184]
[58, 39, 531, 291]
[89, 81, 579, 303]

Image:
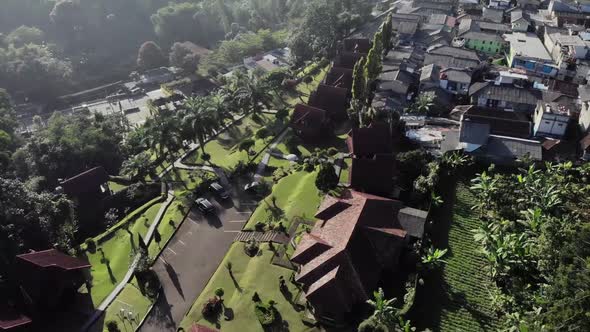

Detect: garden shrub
[255, 128, 271, 140]
[285, 135, 301, 154]
[244, 239, 260, 257]
[201, 297, 222, 319]
[214, 287, 224, 298]
[201, 153, 211, 161]
[254, 302, 277, 327]
[85, 238, 96, 253]
[106, 320, 121, 332]
[254, 221, 266, 231]
[315, 163, 338, 192]
[327, 147, 338, 156]
[358, 317, 388, 332]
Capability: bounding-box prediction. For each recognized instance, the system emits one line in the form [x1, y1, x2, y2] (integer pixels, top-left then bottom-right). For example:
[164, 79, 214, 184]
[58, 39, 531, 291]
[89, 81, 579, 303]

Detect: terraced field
[411, 181, 500, 331]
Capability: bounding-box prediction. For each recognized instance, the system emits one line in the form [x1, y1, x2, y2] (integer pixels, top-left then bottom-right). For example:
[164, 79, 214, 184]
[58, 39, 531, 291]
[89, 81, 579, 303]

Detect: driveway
[139, 188, 257, 332]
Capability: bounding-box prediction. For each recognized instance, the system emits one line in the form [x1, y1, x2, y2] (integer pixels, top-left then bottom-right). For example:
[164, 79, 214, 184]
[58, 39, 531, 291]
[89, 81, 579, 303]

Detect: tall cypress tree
[364, 31, 383, 83]
[352, 56, 367, 102]
[382, 14, 393, 55]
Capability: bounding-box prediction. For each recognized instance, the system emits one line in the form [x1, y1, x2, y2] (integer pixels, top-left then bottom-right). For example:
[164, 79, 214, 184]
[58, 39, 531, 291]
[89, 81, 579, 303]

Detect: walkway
[233, 231, 289, 244]
[81, 190, 176, 331]
[254, 128, 292, 180]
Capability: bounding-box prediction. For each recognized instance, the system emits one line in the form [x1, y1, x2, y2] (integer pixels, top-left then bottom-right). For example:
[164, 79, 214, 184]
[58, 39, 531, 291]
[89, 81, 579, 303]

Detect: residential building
[424, 45, 482, 69]
[511, 10, 530, 32]
[461, 131, 543, 162]
[290, 104, 329, 141]
[291, 190, 426, 321]
[482, 6, 505, 23]
[347, 125, 394, 159]
[578, 84, 590, 132]
[580, 133, 590, 159]
[542, 138, 578, 161]
[333, 52, 366, 70]
[58, 166, 111, 203]
[324, 67, 353, 91]
[456, 31, 507, 54]
[420, 64, 473, 95]
[469, 81, 541, 112]
[543, 29, 590, 83]
[533, 102, 572, 138]
[244, 47, 291, 72]
[548, 0, 590, 27]
[308, 84, 349, 121]
[457, 105, 533, 138]
[504, 32, 558, 77]
[458, 18, 511, 36]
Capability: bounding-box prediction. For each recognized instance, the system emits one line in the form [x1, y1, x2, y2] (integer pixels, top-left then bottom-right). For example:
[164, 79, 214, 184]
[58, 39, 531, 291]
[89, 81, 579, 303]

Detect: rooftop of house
[292, 190, 426, 289]
[546, 31, 587, 47]
[459, 18, 511, 35]
[511, 10, 528, 23]
[504, 32, 553, 61]
[460, 105, 532, 138]
[549, 0, 590, 14]
[333, 52, 366, 69]
[379, 69, 415, 86]
[343, 38, 371, 54]
[478, 134, 543, 160]
[0, 306, 32, 331]
[59, 166, 109, 196]
[324, 67, 353, 91]
[191, 323, 219, 332]
[440, 68, 473, 83]
[346, 124, 394, 157]
[395, 21, 420, 35]
[17, 249, 91, 271]
[424, 53, 480, 69]
[578, 84, 590, 101]
[420, 63, 441, 82]
[291, 104, 327, 129]
[461, 121, 492, 145]
[482, 6, 505, 23]
[308, 84, 348, 118]
[427, 44, 482, 61]
[469, 81, 542, 105]
[349, 158, 396, 197]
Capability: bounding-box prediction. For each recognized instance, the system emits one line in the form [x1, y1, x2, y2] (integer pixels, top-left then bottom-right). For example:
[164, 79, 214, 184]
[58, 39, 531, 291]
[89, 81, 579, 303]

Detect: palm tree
[120, 151, 152, 182]
[234, 71, 274, 116]
[182, 96, 219, 155]
[407, 92, 435, 115]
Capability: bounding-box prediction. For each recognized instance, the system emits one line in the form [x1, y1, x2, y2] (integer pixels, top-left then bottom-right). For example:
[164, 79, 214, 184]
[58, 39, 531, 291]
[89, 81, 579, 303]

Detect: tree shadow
[164, 261, 185, 300]
[107, 263, 116, 284]
[148, 289, 176, 329]
[229, 272, 243, 293]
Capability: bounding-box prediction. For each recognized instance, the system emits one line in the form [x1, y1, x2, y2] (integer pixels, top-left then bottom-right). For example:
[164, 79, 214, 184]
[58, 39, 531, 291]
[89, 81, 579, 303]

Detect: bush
[304, 162, 315, 172]
[214, 287, 224, 298]
[327, 147, 339, 156]
[255, 128, 271, 140]
[275, 108, 289, 121]
[254, 302, 277, 327]
[201, 153, 211, 161]
[254, 221, 266, 231]
[201, 297, 222, 319]
[244, 238, 260, 257]
[285, 134, 301, 154]
[85, 238, 96, 253]
[106, 320, 121, 332]
[358, 317, 388, 332]
[315, 163, 338, 192]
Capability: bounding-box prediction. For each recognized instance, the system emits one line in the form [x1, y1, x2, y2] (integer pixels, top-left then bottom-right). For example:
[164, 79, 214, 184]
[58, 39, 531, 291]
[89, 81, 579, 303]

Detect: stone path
[254, 128, 292, 180]
[233, 231, 289, 244]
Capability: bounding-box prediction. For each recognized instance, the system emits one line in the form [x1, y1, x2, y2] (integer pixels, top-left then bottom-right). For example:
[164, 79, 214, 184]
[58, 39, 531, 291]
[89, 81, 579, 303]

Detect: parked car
[210, 182, 230, 199]
[195, 197, 215, 213]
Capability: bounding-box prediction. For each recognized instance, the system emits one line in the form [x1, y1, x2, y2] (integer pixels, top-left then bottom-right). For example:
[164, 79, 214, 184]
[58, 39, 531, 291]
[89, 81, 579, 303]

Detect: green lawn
[339, 158, 352, 184]
[179, 243, 318, 332]
[108, 181, 127, 193]
[161, 168, 217, 196]
[182, 114, 282, 171]
[244, 171, 323, 231]
[410, 182, 500, 331]
[88, 279, 153, 332]
[82, 200, 162, 306]
[147, 199, 189, 258]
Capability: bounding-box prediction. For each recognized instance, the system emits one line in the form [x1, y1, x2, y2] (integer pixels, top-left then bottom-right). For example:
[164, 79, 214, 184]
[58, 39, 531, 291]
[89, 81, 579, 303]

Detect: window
[482, 40, 486, 44]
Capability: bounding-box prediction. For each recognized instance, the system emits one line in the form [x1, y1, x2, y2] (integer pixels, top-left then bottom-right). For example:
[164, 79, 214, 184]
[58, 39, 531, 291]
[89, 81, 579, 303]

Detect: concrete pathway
[82, 191, 175, 331]
[254, 128, 292, 180]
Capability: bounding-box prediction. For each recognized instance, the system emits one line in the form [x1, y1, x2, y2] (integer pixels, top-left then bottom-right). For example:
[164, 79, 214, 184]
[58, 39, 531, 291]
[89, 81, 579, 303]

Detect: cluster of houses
[287, 0, 590, 323]
[360, 0, 590, 162]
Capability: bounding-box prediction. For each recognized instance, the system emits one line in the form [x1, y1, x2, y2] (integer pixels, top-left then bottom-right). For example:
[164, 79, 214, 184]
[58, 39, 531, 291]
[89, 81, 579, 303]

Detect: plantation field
[410, 182, 500, 331]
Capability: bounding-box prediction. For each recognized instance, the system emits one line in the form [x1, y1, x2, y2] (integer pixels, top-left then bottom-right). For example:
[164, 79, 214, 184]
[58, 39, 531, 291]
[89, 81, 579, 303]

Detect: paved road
[139, 189, 257, 332]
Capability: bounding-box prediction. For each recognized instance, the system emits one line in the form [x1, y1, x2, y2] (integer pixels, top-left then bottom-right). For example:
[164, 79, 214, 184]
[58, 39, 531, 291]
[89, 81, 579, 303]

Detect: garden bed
[179, 243, 318, 332]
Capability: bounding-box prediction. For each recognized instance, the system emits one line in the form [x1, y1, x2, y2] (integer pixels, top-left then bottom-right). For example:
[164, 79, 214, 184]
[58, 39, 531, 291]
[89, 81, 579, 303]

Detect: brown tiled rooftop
[17, 249, 91, 271]
[60, 166, 109, 195]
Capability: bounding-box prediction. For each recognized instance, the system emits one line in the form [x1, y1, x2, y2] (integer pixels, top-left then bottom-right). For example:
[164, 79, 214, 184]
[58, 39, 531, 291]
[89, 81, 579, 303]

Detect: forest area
[0, 0, 372, 102]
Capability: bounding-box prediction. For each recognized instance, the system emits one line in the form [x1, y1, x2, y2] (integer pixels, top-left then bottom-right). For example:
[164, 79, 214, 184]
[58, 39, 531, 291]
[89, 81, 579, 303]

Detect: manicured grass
[147, 199, 189, 259]
[285, 65, 329, 106]
[410, 182, 500, 331]
[89, 279, 153, 332]
[339, 158, 352, 184]
[182, 114, 281, 171]
[83, 200, 162, 306]
[179, 243, 317, 332]
[108, 181, 127, 193]
[161, 168, 217, 195]
[244, 171, 323, 231]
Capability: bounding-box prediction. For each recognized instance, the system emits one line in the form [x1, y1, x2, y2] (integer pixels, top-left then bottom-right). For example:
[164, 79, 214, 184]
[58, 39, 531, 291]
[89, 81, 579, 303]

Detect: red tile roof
[346, 124, 393, 157]
[325, 67, 354, 91]
[60, 166, 109, 195]
[17, 249, 91, 271]
[0, 309, 32, 330]
[191, 324, 218, 332]
[349, 157, 395, 196]
[334, 52, 366, 69]
[309, 84, 349, 120]
[343, 38, 371, 54]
